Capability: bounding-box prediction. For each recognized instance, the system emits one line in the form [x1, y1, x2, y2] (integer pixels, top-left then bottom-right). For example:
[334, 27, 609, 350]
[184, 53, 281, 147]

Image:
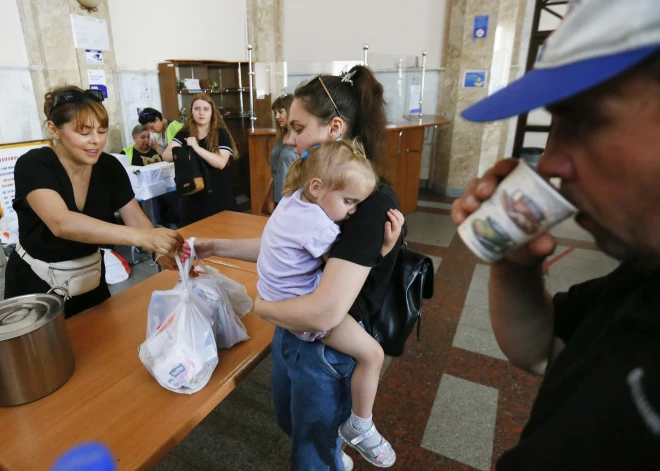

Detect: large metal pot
[0, 293, 75, 406]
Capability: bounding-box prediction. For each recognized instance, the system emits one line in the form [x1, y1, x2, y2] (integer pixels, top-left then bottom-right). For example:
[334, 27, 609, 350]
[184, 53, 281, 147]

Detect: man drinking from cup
[452, 0, 660, 469]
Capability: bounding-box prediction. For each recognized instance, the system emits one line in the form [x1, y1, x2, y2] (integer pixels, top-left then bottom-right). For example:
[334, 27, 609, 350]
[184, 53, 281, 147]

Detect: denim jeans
[271, 326, 355, 471]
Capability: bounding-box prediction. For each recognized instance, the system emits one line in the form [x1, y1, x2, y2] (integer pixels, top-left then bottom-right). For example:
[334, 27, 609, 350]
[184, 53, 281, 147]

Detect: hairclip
[300, 144, 320, 160]
[340, 67, 356, 86]
[318, 77, 342, 118]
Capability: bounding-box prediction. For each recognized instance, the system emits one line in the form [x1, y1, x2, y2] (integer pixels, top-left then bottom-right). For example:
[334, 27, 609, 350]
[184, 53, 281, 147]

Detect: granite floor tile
[458, 305, 492, 332]
[443, 348, 542, 466]
[473, 263, 490, 280]
[421, 374, 499, 471]
[452, 324, 507, 361]
[154, 453, 202, 471]
[425, 254, 443, 275]
[550, 218, 594, 242]
[463, 286, 489, 310]
[418, 200, 454, 210]
[468, 275, 488, 294]
[380, 355, 394, 380]
[405, 212, 457, 247]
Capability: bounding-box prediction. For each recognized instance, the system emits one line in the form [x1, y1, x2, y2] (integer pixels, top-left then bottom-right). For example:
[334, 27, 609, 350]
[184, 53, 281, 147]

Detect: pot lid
[0, 293, 64, 341]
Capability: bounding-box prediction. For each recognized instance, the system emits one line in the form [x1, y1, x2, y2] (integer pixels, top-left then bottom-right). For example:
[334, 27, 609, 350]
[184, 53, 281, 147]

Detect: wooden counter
[0, 212, 271, 471]
[249, 117, 449, 215]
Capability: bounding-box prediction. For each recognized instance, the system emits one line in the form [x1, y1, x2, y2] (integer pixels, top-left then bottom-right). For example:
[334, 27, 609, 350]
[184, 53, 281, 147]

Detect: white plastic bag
[182, 239, 251, 349]
[139, 253, 218, 394]
[102, 249, 130, 285]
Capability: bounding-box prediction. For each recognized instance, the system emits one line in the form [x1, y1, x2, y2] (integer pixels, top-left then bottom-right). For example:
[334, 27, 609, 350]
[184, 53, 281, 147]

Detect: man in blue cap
[453, 0, 660, 468]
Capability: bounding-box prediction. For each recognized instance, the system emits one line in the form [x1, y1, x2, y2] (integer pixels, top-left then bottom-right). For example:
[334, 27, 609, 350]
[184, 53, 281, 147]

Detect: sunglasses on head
[138, 109, 158, 120]
[51, 89, 105, 114]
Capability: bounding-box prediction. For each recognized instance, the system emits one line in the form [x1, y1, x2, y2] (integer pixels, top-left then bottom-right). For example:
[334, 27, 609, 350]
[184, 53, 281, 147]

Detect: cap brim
[461, 45, 660, 122]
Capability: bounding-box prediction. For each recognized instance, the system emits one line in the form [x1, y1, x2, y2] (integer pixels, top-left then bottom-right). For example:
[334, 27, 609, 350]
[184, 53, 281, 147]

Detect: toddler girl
[257, 139, 396, 467]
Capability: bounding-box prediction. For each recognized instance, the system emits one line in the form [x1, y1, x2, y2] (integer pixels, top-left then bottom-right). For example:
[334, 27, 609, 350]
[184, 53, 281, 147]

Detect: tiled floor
[0, 191, 621, 471]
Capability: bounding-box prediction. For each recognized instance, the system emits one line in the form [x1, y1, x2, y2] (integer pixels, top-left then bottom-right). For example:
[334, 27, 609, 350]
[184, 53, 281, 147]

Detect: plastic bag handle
[175, 237, 196, 289]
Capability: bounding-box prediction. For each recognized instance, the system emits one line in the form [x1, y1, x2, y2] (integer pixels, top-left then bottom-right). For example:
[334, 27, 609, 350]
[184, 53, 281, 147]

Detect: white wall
[108, 0, 248, 70]
[0, 0, 29, 67]
[282, 0, 446, 69]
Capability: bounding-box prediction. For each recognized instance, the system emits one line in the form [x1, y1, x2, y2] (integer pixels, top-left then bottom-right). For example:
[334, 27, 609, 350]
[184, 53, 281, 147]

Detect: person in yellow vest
[138, 108, 183, 154]
[136, 114, 182, 227]
[121, 125, 162, 166]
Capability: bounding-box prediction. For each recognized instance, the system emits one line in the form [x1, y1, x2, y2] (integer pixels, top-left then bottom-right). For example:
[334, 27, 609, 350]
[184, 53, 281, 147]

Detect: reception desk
[248, 117, 449, 216]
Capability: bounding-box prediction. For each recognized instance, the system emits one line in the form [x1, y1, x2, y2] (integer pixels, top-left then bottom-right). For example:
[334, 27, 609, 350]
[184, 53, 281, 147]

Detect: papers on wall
[70, 15, 110, 50]
[87, 69, 108, 98]
[127, 76, 150, 102]
[463, 70, 488, 88]
[86, 49, 104, 65]
[0, 141, 50, 218]
[116, 70, 162, 147]
[0, 69, 42, 145]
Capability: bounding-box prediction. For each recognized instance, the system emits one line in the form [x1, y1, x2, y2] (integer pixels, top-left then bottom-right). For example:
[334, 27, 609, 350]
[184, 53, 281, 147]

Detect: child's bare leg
[323, 316, 395, 467]
[323, 315, 383, 418]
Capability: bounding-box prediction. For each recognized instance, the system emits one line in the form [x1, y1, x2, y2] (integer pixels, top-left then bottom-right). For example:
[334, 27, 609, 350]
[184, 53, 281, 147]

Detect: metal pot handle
[47, 287, 70, 300]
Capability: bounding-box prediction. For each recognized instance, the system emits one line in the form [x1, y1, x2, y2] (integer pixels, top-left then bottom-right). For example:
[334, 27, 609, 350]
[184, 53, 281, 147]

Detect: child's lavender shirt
[257, 189, 340, 308]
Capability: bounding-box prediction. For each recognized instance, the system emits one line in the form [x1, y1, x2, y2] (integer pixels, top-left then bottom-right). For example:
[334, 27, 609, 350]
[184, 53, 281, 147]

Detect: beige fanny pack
[16, 243, 102, 299]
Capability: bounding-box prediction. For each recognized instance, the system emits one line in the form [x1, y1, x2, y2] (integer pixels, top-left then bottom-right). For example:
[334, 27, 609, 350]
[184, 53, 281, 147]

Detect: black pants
[179, 191, 237, 226]
[158, 192, 181, 228]
[4, 252, 111, 318]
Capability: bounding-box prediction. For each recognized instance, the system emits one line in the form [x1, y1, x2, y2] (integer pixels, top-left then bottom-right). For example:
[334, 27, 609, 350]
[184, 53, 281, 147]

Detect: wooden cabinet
[384, 127, 425, 215]
[249, 130, 279, 215]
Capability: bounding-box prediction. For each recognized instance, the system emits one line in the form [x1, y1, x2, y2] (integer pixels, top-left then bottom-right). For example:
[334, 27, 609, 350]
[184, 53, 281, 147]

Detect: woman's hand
[179, 239, 216, 261]
[186, 137, 200, 150]
[381, 209, 405, 257]
[135, 227, 183, 255]
[451, 158, 556, 266]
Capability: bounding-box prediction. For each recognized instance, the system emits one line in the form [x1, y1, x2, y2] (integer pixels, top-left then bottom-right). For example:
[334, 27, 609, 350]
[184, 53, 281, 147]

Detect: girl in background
[264, 93, 297, 214]
[163, 93, 239, 225]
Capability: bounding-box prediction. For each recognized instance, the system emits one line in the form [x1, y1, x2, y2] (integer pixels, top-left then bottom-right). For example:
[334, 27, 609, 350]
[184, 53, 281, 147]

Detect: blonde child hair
[282, 139, 378, 198]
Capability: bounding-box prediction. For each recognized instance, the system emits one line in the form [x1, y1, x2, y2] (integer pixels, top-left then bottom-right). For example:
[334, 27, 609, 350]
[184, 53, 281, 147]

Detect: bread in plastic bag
[139, 253, 218, 394]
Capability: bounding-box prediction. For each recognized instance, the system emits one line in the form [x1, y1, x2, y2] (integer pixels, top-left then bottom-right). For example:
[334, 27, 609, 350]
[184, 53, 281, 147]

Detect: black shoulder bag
[360, 227, 435, 357]
[173, 146, 212, 196]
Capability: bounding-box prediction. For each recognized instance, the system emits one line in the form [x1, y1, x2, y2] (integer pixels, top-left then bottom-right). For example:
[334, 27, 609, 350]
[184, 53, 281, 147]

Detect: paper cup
[458, 160, 577, 263]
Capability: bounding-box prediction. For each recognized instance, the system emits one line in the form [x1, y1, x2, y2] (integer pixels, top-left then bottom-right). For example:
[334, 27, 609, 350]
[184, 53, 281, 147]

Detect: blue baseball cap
[462, 0, 660, 123]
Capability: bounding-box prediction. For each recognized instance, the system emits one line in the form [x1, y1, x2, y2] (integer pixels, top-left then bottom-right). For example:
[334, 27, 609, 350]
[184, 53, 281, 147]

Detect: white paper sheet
[71, 15, 110, 50]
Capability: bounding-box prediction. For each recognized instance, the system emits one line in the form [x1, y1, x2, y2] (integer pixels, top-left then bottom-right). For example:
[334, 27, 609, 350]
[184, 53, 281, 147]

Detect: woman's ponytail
[349, 65, 387, 174]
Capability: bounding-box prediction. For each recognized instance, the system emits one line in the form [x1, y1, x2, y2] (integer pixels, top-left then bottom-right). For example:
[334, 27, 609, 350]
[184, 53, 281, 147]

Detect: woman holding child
[185, 65, 404, 470]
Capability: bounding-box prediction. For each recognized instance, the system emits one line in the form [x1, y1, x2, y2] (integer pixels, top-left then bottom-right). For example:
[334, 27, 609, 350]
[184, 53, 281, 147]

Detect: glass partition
[250, 53, 426, 129]
[252, 60, 361, 129]
[368, 53, 424, 122]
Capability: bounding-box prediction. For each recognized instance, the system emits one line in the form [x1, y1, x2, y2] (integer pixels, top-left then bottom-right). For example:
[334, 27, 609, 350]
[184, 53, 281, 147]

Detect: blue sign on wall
[473, 15, 489, 39]
[463, 70, 488, 88]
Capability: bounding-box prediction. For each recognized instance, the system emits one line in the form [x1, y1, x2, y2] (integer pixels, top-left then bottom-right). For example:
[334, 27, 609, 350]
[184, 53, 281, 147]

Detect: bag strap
[175, 238, 196, 289]
[186, 144, 213, 193]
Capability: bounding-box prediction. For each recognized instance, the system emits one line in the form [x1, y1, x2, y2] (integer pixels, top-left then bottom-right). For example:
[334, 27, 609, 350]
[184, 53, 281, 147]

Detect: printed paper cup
[458, 160, 577, 263]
